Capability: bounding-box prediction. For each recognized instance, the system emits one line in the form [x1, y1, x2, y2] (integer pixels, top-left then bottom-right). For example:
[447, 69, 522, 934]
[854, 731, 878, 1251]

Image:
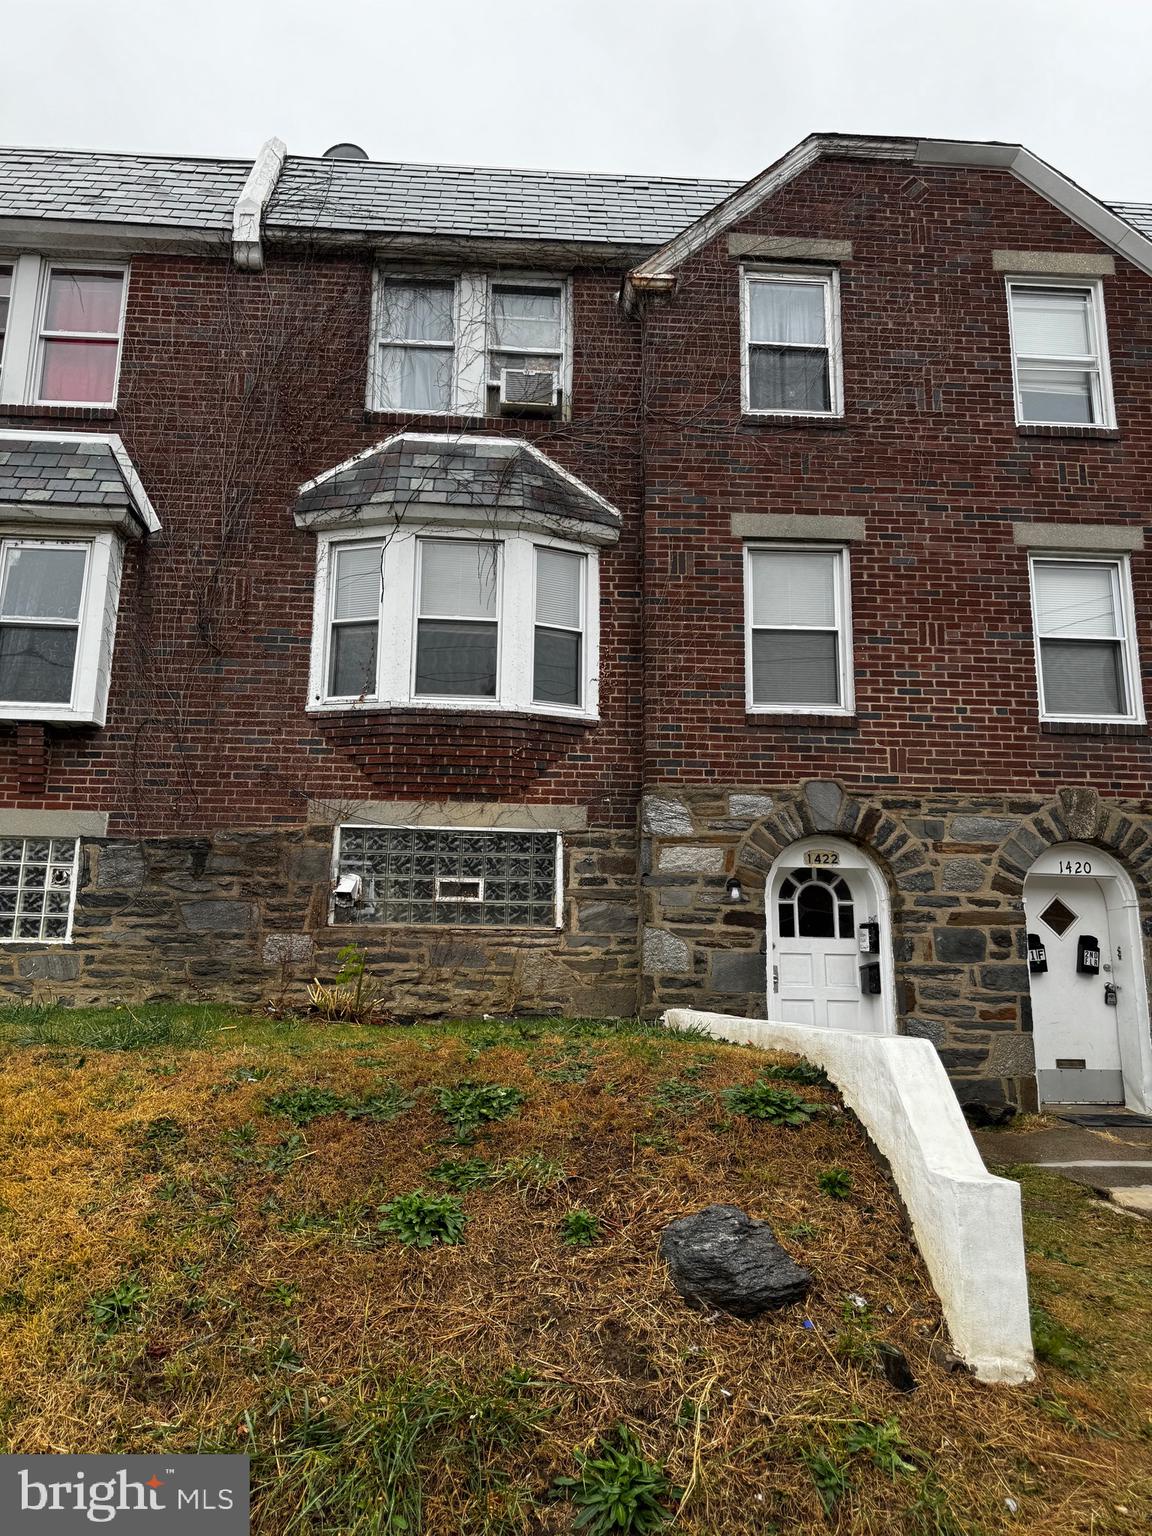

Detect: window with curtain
[488, 284, 563, 390]
[744, 270, 841, 415]
[746, 546, 852, 711]
[1030, 556, 1140, 720]
[1008, 281, 1113, 426]
[36, 268, 127, 404]
[374, 279, 456, 412]
[0, 540, 89, 706]
[317, 530, 594, 716]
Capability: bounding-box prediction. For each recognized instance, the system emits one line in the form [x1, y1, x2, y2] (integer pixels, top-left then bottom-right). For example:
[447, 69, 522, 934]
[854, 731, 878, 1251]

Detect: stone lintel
[993, 250, 1115, 276]
[730, 235, 853, 262]
[0, 809, 109, 837]
[731, 512, 865, 542]
[1012, 522, 1144, 552]
[307, 799, 588, 832]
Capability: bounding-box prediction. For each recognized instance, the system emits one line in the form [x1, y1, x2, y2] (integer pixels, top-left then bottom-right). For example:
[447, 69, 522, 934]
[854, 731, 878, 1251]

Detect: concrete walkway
[974, 1111, 1152, 1216]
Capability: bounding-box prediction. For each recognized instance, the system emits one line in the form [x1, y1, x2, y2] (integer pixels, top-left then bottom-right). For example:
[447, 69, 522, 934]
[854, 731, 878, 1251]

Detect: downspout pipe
[232, 137, 287, 271]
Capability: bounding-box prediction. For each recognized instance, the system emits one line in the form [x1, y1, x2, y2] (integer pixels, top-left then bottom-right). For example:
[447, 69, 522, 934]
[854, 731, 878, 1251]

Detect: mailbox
[858, 919, 880, 956]
[1076, 935, 1101, 975]
[1026, 933, 1048, 975]
[859, 960, 882, 996]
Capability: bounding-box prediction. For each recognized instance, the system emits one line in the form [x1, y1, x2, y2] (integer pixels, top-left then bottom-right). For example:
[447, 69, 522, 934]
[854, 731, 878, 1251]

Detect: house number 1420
[1056, 859, 1092, 875]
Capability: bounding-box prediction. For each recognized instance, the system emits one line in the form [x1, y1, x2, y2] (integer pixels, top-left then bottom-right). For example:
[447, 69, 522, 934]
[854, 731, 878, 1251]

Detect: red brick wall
[639, 157, 1152, 796]
[0, 253, 645, 833]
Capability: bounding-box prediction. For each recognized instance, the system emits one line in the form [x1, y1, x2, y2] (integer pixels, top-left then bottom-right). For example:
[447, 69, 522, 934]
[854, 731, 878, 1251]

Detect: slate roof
[266, 158, 743, 244]
[1111, 203, 1152, 237]
[295, 436, 620, 533]
[0, 147, 250, 229]
[0, 434, 154, 531]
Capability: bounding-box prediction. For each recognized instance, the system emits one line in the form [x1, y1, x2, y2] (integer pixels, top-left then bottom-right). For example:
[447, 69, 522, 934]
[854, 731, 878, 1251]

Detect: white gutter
[231, 136, 287, 271]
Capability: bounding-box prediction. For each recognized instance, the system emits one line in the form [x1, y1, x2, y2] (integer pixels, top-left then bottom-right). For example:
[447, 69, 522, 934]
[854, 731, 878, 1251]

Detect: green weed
[723, 1082, 820, 1126]
[263, 1087, 347, 1125]
[551, 1425, 680, 1534]
[377, 1191, 467, 1248]
[429, 1156, 501, 1191]
[817, 1167, 853, 1200]
[436, 1082, 525, 1142]
[87, 1278, 147, 1333]
[560, 1208, 601, 1245]
[1030, 1304, 1095, 1377]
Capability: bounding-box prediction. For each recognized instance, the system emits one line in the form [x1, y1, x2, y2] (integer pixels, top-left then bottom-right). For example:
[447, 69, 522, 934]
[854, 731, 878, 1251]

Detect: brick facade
[4, 142, 1152, 1113]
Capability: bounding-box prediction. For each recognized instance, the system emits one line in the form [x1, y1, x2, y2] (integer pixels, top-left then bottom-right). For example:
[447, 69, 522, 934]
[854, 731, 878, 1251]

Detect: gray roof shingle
[1111, 203, 1152, 237]
[0, 147, 251, 229]
[0, 437, 135, 510]
[296, 435, 620, 534]
[266, 157, 743, 244]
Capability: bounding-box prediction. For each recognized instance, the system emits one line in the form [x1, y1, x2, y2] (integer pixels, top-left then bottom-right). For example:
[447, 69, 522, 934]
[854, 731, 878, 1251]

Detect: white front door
[1024, 873, 1123, 1104]
[770, 861, 884, 1033]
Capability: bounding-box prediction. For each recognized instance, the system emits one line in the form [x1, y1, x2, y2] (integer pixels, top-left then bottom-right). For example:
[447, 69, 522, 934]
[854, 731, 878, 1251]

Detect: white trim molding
[664, 1008, 1035, 1384]
[743, 542, 854, 715]
[740, 264, 843, 419]
[624, 134, 1152, 306]
[1004, 276, 1115, 430]
[1028, 552, 1144, 726]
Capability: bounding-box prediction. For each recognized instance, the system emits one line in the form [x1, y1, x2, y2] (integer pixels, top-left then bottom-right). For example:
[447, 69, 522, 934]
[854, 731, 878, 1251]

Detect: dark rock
[959, 1098, 1017, 1129]
[876, 1341, 918, 1392]
[659, 1204, 811, 1318]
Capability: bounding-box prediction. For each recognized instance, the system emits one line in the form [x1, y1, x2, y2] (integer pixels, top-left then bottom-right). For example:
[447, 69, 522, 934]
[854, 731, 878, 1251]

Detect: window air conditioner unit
[499, 366, 558, 414]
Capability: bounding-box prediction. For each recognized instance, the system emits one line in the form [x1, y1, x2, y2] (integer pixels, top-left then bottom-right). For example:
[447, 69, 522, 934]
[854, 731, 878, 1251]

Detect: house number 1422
[1056, 859, 1092, 875]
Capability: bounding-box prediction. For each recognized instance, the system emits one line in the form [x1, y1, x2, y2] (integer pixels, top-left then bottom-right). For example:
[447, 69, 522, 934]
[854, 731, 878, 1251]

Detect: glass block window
[335, 826, 560, 928]
[0, 836, 79, 942]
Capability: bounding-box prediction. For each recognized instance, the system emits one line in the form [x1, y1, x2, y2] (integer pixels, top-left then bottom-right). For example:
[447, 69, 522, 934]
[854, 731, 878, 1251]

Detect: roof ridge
[0, 142, 252, 168]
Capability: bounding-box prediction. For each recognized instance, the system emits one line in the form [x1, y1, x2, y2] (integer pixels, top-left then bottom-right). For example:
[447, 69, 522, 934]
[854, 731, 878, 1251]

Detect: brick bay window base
[0, 806, 640, 1020]
[640, 780, 1152, 1120]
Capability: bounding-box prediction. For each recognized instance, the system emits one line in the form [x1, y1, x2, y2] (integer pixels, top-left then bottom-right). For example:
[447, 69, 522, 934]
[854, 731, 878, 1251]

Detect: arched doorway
[1023, 843, 1152, 1112]
[766, 837, 896, 1034]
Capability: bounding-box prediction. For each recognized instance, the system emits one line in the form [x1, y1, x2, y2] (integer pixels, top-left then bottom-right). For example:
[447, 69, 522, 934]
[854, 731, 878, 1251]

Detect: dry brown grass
[0, 1011, 1149, 1534]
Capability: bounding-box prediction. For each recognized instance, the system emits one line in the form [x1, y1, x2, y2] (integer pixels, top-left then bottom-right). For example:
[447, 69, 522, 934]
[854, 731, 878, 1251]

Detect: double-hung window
[1029, 555, 1142, 722]
[745, 545, 853, 713]
[369, 272, 568, 415]
[743, 269, 842, 416]
[373, 279, 456, 414]
[1006, 279, 1114, 427]
[0, 534, 123, 725]
[311, 529, 597, 717]
[0, 260, 128, 407]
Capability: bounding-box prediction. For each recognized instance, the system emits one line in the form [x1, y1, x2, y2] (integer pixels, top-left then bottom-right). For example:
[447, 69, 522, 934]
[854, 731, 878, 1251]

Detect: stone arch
[993, 787, 1152, 907]
[731, 779, 935, 913]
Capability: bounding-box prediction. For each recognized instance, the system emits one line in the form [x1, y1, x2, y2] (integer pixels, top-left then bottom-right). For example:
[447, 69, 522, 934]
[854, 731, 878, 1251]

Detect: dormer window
[0, 260, 128, 407]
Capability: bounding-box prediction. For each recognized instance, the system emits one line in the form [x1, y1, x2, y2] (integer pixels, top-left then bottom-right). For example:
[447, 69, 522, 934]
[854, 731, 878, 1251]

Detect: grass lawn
[0, 1003, 1148, 1534]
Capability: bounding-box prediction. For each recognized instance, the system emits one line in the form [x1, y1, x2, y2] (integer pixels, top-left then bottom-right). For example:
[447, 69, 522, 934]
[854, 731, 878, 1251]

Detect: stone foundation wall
[639, 780, 1152, 1113]
[0, 823, 640, 1018]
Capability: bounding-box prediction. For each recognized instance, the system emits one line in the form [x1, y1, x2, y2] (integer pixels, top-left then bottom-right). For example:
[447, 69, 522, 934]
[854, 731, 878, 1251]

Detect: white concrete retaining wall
[664, 1009, 1035, 1385]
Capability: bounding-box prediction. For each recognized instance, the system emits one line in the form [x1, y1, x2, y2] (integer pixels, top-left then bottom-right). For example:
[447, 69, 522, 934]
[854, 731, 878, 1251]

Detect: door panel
[771, 861, 885, 1034]
[1024, 874, 1123, 1104]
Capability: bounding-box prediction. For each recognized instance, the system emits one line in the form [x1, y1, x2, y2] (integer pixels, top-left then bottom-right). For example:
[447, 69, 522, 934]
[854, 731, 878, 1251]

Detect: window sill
[1039, 720, 1147, 738]
[745, 711, 858, 730]
[330, 921, 561, 936]
[740, 413, 848, 431]
[308, 700, 599, 727]
[0, 708, 102, 728]
[362, 408, 567, 429]
[0, 403, 118, 422]
[1016, 423, 1120, 441]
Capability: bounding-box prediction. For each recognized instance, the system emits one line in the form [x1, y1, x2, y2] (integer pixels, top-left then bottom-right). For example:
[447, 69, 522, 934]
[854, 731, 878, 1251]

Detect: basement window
[0, 836, 79, 942]
[332, 825, 561, 928]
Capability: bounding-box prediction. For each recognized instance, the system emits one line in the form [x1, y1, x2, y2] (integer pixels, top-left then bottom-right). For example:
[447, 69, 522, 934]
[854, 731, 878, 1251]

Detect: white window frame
[0, 834, 81, 945]
[0, 529, 124, 726]
[0, 257, 129, 408]
[740, 266, 843, 419]
[1005, 276, 1115, 429]
[1028, 552, 1143, 725]
[367, 271, 571, 417]
[308, 524, 599, 720]
[743, 542, 855, 715]
[0, 260, 12, 377]
[331, 823, 564, 930]
[410, 535, 504, 703]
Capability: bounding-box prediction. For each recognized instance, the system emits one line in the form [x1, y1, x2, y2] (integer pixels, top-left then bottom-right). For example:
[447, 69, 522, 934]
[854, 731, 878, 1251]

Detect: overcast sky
[2, 0, 1149, 199]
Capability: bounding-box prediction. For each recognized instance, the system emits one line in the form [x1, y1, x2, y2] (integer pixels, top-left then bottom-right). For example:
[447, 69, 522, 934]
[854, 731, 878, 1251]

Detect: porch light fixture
[726, 876, 746, 903]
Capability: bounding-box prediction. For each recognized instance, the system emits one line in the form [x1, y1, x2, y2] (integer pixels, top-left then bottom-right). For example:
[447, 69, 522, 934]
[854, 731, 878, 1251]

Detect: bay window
[310, 528, 597, 717]
[1029, 555, 1141, 722]
[1007, 279, 1114, 427]
[745, 545, 854, 713]
[0, 259, 128, 407]
[0, 533, 123, 725]
[743, 268, 842, 416]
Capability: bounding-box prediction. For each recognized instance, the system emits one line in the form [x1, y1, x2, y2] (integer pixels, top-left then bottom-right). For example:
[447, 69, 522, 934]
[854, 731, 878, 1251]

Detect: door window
[778, 867, 855, 939]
